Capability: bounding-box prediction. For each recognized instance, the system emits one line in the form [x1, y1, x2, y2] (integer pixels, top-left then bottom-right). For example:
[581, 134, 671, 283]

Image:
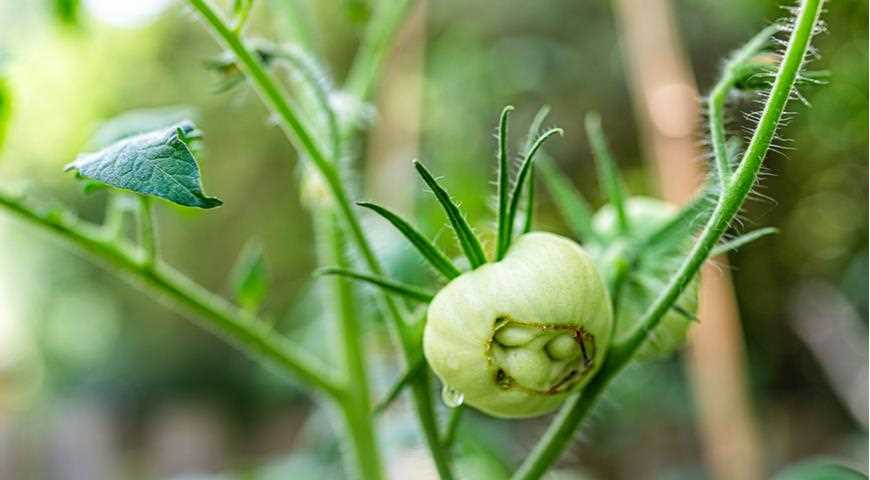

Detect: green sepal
[317, 267, 435, 303]
[504, 128, 562, 245]
[413, 160, 487, 268]
[357, 201, 461, 279]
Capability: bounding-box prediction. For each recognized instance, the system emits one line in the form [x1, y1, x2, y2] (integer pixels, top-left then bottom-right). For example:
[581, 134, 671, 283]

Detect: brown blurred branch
[612, 1, 764, 479]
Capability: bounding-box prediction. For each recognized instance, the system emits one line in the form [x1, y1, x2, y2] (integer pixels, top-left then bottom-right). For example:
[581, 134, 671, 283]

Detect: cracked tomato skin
[423, 232, 612, 418]
[591, 197, 700, 361]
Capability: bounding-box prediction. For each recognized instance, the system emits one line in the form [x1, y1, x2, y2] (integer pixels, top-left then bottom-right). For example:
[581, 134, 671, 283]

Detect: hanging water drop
[441, 384, 464, 408]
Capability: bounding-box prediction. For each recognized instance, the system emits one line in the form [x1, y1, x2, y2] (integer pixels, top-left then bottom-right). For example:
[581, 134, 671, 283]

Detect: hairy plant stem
[709, 24, 781, 186]
[512, 1, 823, 478]
[0, 192, 343, 396]
[186, 1, 454, 477]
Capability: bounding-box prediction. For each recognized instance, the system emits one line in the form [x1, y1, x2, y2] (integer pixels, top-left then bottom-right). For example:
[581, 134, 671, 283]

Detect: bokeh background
[0, 0, 866, 479]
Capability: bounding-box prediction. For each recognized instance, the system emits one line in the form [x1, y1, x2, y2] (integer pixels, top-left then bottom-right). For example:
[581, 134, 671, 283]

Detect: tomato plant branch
[186, 1, 455, 477]
[0, 191, 344, 397]
[512, 1, 823, 478]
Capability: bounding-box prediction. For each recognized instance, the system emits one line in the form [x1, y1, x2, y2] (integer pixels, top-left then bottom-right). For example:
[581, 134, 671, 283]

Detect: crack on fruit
[484, 316, 597, 396]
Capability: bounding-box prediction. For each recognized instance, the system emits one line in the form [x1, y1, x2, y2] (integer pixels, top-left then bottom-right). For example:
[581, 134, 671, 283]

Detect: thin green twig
[0, 190, 344, 397]
[137, 195, 157, 268]
[373, 356, 426, 415]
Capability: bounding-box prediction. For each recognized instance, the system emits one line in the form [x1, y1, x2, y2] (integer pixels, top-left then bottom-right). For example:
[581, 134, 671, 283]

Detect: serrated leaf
[65, 121, 222, 209]
[230, 239, 268, 312]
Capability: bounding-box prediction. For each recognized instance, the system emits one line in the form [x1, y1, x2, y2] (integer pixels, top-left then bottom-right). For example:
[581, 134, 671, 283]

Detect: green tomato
[423, 232, 612, 418]
[591, 197, 700, 361]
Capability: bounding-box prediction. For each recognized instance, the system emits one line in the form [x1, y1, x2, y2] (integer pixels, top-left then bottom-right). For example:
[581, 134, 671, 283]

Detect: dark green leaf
[317, 267, 435, 303]
[229, 239, 268, 312]
[358, 201, 461, 279]
[413, 160, 487, 268]
[65, 121, 222, 209]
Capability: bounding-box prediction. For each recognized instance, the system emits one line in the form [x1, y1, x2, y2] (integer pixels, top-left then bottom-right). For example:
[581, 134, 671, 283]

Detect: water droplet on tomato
[441, 384, 464, 408]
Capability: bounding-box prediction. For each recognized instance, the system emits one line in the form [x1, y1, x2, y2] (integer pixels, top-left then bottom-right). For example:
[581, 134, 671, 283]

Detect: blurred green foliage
[0, 0, 865, 478]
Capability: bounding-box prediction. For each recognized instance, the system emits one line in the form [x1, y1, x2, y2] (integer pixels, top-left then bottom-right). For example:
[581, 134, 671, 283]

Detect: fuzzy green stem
[513, 2, 823, 478]
[709, 25, 780, 186]
[186, 0, 412, 344]
[0, 191, 343, 397]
